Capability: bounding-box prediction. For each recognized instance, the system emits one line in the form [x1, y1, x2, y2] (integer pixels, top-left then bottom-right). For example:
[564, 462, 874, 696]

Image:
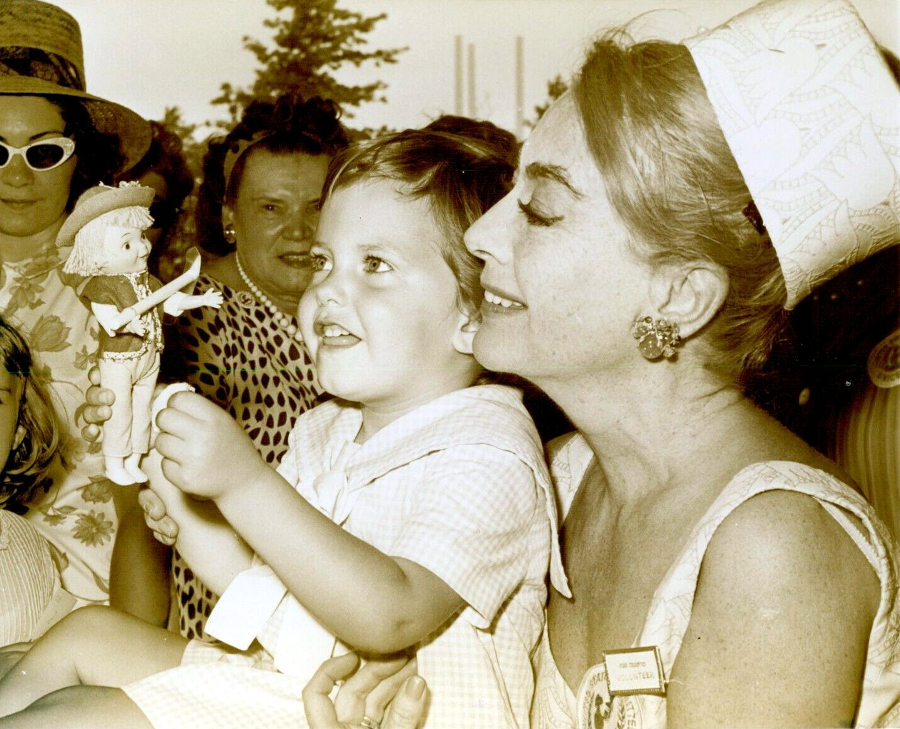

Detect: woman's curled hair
[573, 32, 789, 390]
[196, 93, 351, 256]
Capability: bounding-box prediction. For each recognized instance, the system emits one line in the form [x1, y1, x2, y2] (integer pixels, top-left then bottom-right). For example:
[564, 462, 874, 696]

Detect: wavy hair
[196, 93, 351, 256]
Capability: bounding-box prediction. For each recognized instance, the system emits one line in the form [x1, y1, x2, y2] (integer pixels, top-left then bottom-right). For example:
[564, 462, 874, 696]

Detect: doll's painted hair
[321, 117, 518, 317]
[0, 317, 64, 508]
[63, 205, 154, 276]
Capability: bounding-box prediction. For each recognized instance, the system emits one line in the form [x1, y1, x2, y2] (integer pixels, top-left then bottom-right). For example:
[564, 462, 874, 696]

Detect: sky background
[53, 0, 900, 139]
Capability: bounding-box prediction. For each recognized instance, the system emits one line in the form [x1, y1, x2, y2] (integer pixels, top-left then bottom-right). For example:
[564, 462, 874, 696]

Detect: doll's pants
[99, 349, 160, 458]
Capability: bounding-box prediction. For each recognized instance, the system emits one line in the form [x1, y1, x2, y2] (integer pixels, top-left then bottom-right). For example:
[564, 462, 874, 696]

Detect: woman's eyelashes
[517, 198, 562, 227]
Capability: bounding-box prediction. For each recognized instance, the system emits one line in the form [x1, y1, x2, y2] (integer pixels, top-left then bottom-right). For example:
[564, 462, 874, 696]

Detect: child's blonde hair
[0, 318, 65, 508]
[62, 206, 153, 276]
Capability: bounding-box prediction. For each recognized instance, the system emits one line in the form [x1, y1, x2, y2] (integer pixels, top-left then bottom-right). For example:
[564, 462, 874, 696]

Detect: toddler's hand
[155, 391, 267, 502]
[138, 487, 179, 546]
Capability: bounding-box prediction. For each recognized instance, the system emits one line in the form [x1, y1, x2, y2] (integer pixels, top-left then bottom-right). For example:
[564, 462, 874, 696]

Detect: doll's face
[99, 225, 151, 275]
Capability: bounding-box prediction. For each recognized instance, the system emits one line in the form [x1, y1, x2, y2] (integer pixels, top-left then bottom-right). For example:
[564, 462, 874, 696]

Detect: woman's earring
[223, 225, 236, 245]
[632, 316, 681, 360]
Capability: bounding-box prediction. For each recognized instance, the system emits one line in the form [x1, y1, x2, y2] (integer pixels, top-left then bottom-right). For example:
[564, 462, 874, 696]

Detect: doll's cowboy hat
[686, 0, 900, 309]
[0, 0, 150, 172]
[57, 182, 155, 248]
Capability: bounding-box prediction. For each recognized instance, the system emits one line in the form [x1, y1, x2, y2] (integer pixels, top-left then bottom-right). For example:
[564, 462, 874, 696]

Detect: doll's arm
[163, 289, 223, 317]
[91, 301, 144, 337]
[143, 448, 253, 594]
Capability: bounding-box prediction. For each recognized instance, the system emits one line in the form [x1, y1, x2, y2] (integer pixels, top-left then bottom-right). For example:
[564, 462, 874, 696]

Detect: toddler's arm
[156, 393, 464, 654]
[143, 448, 253, 595]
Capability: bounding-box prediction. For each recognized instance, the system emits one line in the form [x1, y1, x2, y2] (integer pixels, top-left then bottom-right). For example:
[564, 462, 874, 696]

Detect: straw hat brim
[0, 75, 150, 173]
[57, 184, 155, 248]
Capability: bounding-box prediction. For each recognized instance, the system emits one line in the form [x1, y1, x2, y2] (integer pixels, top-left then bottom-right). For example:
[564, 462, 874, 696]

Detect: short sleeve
[389, 445, 543, 628]
[79, 276, 117, 306]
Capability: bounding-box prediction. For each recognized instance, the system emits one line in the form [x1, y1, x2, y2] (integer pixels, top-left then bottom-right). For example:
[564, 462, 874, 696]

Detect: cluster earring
[223, 225, 236, 245]
[632, 316, 681, 360]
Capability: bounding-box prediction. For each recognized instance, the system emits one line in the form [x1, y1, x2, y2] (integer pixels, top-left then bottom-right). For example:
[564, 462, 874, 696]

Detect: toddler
[0, 121, 568, 729]
[0, 316, 73, 650]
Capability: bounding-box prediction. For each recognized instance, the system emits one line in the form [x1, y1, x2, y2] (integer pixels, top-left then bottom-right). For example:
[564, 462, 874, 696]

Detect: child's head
[320, 118, 518, 317]
[299, 119, 518, 414]
[0, 318, 63, 508]
[60, 182, 155, 277]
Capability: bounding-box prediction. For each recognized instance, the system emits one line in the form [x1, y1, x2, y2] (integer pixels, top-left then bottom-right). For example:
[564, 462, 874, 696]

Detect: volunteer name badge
[603, 646, 666, 696]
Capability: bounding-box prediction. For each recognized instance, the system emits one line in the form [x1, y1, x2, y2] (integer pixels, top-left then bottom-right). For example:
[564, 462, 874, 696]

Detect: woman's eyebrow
[524, 162, 583, 198]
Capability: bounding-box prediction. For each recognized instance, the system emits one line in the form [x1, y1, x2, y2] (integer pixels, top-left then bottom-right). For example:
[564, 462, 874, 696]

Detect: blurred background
[50, 0, 900, 141]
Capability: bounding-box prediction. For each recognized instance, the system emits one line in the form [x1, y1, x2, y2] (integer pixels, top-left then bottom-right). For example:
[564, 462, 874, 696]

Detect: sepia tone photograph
[0, 0, 899, 726]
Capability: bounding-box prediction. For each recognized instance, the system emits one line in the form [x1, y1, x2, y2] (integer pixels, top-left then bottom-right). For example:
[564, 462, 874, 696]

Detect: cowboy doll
[59, 182, 222, 486]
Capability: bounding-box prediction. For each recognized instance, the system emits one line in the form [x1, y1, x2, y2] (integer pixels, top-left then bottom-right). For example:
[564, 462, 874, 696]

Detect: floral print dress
[0, 246, 113, 607]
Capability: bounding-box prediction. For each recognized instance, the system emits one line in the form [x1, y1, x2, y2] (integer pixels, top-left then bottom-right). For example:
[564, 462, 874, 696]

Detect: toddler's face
[99, 225, 151, 275]
[300, 178, 475, 414]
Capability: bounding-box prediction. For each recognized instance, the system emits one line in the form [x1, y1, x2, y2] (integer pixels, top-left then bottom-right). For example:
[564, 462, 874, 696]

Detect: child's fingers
[334, 654, 413, 720]
[155, 406, 204, 443]
[154, 432, 191, 467]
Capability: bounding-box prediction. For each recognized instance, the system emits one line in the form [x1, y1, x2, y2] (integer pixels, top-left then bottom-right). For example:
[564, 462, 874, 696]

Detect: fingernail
[404, 676, 425, 699]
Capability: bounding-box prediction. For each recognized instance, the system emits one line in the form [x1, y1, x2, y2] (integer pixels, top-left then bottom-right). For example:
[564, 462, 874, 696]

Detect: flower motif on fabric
[79, 477, 113, 504]
[72, 510, 114, 547]
[29, 314, 72, 353]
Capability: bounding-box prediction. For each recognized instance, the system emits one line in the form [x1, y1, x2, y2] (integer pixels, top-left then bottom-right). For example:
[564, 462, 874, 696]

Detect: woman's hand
[155, 391, 268, 501]
[303, 653, 428, 729]
[80, 366, 114, 442]
[138, 487, 179, 546]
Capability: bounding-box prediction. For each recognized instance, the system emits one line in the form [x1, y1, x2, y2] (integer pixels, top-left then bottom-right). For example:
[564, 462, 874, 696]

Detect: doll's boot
[105, 455, 137, 486]
[124, 452, 148, 484]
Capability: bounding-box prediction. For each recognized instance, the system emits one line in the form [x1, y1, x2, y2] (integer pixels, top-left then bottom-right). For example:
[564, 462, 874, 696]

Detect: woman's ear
[222, 205, 235, 232]
[452, 309, 480, 355]
[651, 261, 729, 339]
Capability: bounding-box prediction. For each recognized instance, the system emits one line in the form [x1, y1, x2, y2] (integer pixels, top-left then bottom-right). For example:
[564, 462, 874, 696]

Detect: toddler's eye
[124, 243, 131, 251]
[363, 256, 391, 274]
[310, 253, 332, 273]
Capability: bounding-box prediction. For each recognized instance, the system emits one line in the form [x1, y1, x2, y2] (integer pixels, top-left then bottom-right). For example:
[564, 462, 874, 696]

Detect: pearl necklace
[235, 254, 304, 343]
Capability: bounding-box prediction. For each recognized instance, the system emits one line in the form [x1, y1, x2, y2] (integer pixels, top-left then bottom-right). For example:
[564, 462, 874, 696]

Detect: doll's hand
[155, 391, 268, 501]
[198, 289, 224, 309]
[138, 487, 179, 546]
[123, 317, 146, 336]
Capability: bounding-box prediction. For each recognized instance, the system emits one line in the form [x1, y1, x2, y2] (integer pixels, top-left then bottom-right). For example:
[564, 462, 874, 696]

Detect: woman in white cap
[0, 0, 150, 613]
[307, 0, 900, 727]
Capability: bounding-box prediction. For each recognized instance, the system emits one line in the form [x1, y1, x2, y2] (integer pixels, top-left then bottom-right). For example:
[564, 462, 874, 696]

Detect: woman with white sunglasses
[0, 0, 151, 636]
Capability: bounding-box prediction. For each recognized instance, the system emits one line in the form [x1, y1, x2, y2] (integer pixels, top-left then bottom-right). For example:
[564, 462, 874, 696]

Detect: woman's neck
[0, 217, 64, 265]
[538, 365, 746, 504]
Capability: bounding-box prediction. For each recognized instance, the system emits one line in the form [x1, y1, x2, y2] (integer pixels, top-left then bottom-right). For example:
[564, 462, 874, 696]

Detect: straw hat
[0, 0, 150, 172]
[57, 181, 155, 248]
[686, 0, 900, 309]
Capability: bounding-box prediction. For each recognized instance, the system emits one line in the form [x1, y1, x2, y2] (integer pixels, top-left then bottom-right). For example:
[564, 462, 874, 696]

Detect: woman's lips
[482, 287, 525, 314]
[278, 252, 313, 269]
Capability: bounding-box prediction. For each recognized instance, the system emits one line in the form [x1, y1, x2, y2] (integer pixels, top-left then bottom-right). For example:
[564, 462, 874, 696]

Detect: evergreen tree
[525, 74, 568, 131]
[213, 0, 406, 123]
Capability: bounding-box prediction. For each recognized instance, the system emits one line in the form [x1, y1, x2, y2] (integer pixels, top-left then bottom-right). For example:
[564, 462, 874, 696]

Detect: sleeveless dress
[532, 434, 900, 729]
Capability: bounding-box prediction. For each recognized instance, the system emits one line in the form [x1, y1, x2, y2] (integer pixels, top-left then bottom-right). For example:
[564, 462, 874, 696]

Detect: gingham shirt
[125, 384, 568, 729]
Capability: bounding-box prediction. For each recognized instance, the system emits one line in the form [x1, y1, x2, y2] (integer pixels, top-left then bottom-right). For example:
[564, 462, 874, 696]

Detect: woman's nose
[0, 153, 34, 187]
[284, 208, 318, 242]
[464, 193, 511, 263]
